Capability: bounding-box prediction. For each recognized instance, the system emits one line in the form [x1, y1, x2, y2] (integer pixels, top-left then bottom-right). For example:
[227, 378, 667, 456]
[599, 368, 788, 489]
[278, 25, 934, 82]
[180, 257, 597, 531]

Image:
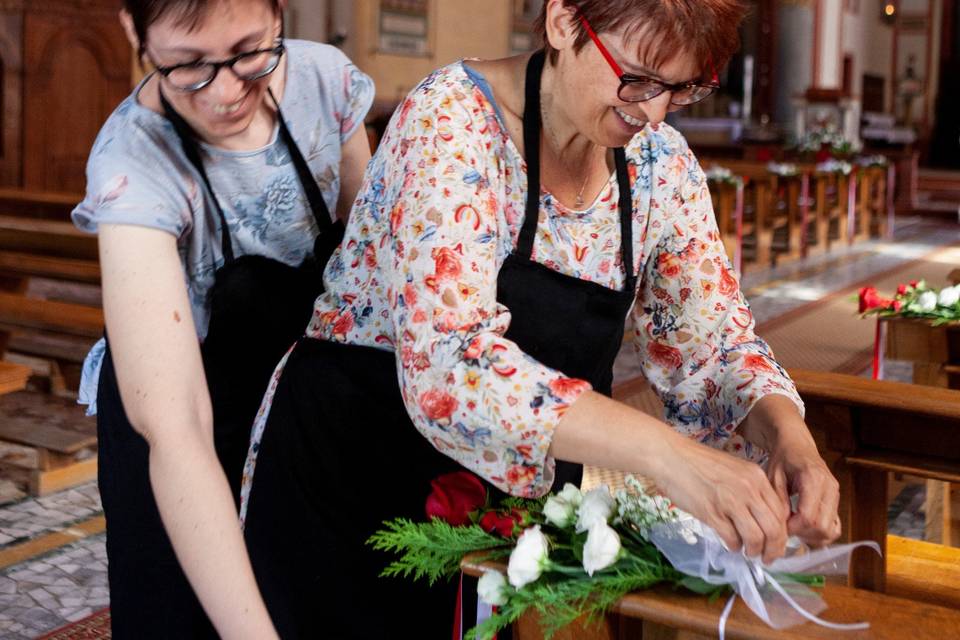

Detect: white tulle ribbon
[647, 518, 881, 639]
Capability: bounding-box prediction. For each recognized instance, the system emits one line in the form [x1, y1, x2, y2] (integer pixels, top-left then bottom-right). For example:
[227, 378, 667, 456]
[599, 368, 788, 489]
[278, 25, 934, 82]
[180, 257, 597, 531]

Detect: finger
[818, 476, 841, 543]
[771, 467, 791, 515]
[729, 505, 767, 559]
[710, 513, 744, 553]
[749, 500, 787, 563]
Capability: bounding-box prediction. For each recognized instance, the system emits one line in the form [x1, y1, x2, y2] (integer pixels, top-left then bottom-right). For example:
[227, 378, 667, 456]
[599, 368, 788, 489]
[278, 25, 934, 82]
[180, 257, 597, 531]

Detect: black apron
[96, 87, 344, 638]
[243, 50, 643, 639]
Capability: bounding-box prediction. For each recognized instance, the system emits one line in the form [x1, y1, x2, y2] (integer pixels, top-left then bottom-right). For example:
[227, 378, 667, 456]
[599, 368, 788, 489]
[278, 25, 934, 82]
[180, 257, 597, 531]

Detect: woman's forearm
[738, 393, 816, 453]
[149, 429, 278, 640]
[549, 390, 682, 483]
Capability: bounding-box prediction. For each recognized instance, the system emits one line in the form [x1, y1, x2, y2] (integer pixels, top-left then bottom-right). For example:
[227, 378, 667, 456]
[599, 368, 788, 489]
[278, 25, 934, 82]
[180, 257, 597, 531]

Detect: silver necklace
[574, 174, 590, 208]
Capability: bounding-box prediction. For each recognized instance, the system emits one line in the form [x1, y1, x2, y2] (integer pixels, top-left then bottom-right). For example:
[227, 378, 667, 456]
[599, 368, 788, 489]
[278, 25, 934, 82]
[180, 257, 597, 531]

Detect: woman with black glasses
[70, 0, 373, 636]
[240, 0, 842, 637]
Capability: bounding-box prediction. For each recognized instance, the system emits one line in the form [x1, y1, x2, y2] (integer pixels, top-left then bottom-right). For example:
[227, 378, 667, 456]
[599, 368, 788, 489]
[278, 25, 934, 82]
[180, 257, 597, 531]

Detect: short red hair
[535, 0, 748, 74]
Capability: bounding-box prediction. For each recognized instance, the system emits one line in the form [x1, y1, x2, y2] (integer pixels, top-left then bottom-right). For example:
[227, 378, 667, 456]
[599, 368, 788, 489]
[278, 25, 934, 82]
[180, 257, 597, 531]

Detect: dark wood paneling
[22, 1, 131, 193]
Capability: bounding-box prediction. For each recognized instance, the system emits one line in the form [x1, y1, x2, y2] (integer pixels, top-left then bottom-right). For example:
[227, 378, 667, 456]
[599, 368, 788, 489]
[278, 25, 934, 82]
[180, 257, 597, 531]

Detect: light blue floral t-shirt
[72, 40, 375, 414]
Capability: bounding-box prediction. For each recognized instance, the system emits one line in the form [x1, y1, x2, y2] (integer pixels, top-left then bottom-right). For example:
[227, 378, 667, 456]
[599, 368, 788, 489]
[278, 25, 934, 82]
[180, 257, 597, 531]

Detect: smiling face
[141, 0, 282, 145]
[545, 6, 706, 148]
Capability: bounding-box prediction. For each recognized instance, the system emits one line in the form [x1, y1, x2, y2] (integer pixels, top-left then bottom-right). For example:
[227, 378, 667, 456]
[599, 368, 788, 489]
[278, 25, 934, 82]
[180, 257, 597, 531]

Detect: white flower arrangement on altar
[369, 472, 878, 640]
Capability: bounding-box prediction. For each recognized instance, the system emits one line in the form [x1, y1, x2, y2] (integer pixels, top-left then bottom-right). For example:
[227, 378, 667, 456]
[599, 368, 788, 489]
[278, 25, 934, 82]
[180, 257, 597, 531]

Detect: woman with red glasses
[241, 1, 840, 636]
[71, 0, 373, 636]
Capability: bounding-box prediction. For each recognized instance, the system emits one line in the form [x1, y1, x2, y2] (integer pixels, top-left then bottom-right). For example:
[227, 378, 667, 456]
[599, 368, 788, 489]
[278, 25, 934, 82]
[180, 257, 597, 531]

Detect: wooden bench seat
[0, 250, 99, 284]
[461, 554, 960, 639]
[0, 188, 80, 221]
[0, 215, 97, 260]
[0, 292, 103, 339]
[887, 534, 960, 610]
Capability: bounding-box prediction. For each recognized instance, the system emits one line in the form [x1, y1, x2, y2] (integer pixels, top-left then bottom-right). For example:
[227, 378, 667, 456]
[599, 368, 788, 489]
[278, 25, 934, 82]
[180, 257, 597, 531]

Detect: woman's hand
[767, 439, 841, 547]
[551, 391, 789, 563]
[740, 394, 841, 548]
[654, 437, 790, 564]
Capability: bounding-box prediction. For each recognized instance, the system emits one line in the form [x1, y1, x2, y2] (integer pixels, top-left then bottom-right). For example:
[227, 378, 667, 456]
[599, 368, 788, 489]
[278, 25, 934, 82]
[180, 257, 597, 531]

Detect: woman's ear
[543, 0, 579, 53]
[118, 9, 141, 54]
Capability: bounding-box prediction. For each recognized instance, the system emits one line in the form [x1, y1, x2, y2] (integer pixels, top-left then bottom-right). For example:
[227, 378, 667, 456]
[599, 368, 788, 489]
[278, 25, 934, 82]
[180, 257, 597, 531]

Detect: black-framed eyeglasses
[153, 42, 286, 93]
[578, 15, 719, 106]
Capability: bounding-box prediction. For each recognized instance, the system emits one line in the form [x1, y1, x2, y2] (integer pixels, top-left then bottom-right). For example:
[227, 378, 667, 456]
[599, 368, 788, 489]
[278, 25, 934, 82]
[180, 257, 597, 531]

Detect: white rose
[582, 521, 622, 576]
[557, 483, 583, 507]
[507, 525, 549, 589]
[543, 495, 576, 529]
[576, 486, 616, 532]
[477, 570, 508, 606]
[918, 290, 938, 312]
[938, 285, 960, 308]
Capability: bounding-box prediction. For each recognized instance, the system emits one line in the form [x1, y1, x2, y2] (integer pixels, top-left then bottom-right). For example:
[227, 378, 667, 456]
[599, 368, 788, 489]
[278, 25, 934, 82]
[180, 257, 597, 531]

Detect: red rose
[858, 287, 892, 313]
[910, 280, 920, 288]
[432, 246, 462, 280]
[548, 377, 590, 402]
[892, 300, 903, 312]
[657, 252, 683, 278]
[648, 341, 683, 370]
[479, 510, 522, 538]
[425, 471, 487, 526]
[419, 388, 458, 421]
[815, 146, 832, 163]
[897, 284, 909, 296]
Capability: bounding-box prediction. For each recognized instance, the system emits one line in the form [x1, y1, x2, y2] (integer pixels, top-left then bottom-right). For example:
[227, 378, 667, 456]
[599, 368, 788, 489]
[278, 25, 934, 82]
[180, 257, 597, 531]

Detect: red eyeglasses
[579, 15, 720, 106]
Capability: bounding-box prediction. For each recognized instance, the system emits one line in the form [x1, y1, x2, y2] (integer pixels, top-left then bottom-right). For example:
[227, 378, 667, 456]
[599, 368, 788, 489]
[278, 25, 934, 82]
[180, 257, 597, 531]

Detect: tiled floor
[0, 215, 956, 637]
[0, 534, 107, 639]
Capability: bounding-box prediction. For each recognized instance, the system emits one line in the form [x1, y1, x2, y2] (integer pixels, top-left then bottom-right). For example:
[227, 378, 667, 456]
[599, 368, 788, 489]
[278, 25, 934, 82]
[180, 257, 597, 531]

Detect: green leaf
[366, 519, 509, 585]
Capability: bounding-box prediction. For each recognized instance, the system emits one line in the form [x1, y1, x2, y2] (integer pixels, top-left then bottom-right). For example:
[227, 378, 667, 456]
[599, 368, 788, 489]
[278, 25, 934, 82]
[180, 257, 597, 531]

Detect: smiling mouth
[615, 107, 646, 128]
[213, 101, 244, 115]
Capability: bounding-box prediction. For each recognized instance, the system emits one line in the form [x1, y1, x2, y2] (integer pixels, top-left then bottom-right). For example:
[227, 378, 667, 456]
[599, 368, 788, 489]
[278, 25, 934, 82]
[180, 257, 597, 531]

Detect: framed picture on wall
[510, 0, 543, 54]
[378, 0, 430, 56]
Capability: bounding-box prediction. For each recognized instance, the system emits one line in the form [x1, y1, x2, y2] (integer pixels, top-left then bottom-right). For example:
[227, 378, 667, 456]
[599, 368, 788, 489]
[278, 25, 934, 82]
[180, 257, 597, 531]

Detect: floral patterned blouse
[241, 61, 803, 510]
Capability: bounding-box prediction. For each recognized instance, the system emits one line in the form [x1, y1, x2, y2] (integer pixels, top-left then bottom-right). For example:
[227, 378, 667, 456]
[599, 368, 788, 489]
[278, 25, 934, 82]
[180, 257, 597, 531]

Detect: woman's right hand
[552, 391, 789, 564]
[654, 436, 790, 564]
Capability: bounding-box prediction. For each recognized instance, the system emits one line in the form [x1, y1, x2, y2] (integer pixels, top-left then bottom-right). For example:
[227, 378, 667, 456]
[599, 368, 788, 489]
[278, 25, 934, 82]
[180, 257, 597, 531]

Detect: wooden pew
[790, 369, 960, 606]
[0, 215, 102, 358]
[611, 372, 960, 612]
[0, 361, 30, 396]
[461, 554, 960, 639]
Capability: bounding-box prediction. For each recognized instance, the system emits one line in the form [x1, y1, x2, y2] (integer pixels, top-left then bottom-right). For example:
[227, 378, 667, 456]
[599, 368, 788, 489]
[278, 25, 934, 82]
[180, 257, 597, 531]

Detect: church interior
[0, 0, 958, 637]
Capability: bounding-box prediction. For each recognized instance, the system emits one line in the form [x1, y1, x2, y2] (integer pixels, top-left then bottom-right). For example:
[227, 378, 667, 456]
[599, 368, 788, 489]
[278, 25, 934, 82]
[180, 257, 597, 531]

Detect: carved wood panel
[22, 3, 130, 193]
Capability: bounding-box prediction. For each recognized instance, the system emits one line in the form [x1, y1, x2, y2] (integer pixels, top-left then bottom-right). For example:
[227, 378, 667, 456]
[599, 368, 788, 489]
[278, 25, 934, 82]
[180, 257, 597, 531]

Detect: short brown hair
[535, 0, 748, 73]
[125, 0, 282, 57]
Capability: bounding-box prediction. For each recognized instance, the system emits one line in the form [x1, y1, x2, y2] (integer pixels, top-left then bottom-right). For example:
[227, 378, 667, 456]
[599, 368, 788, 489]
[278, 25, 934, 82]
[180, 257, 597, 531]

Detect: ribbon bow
[649, 518, 881, 639]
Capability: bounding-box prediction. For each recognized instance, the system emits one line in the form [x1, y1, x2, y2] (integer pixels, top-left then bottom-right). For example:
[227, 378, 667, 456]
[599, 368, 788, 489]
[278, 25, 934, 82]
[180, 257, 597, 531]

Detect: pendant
[575, 195, 584, 208]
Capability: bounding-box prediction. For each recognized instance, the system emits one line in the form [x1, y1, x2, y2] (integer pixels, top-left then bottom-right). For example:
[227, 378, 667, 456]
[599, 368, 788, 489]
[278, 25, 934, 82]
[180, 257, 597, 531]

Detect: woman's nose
[637, 92, 673, 126]
[208, 66, 247, 104]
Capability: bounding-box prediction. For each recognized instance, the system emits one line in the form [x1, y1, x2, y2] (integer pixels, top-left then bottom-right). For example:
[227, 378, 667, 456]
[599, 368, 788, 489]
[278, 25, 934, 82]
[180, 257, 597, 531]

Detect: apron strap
[266, 88, 335, 232]
[160, 89, 235, 263]
[519, 50, 637, 291]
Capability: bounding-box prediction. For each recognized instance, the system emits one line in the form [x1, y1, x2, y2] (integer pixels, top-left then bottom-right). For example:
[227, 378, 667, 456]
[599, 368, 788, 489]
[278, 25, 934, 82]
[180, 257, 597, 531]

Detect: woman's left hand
[766, 440, 841, 547]
[741, 394, 842, 547]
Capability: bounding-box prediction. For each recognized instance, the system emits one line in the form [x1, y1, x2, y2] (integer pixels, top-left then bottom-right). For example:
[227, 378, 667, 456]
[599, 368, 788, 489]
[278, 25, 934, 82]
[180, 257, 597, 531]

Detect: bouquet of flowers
[791, 128, 862, 162]
[859, 280, 960, 325]
[704, 165, 744, 188]
[369, 471, 876, 640]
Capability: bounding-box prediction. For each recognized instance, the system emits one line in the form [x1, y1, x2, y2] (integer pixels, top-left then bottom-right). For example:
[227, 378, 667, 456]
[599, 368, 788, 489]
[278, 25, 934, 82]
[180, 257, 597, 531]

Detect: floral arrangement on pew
[791, 127, 862, 162]
[859, 280, 960, 325]
[369, 471, 877, 640]
[704, 165, 744, 188]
